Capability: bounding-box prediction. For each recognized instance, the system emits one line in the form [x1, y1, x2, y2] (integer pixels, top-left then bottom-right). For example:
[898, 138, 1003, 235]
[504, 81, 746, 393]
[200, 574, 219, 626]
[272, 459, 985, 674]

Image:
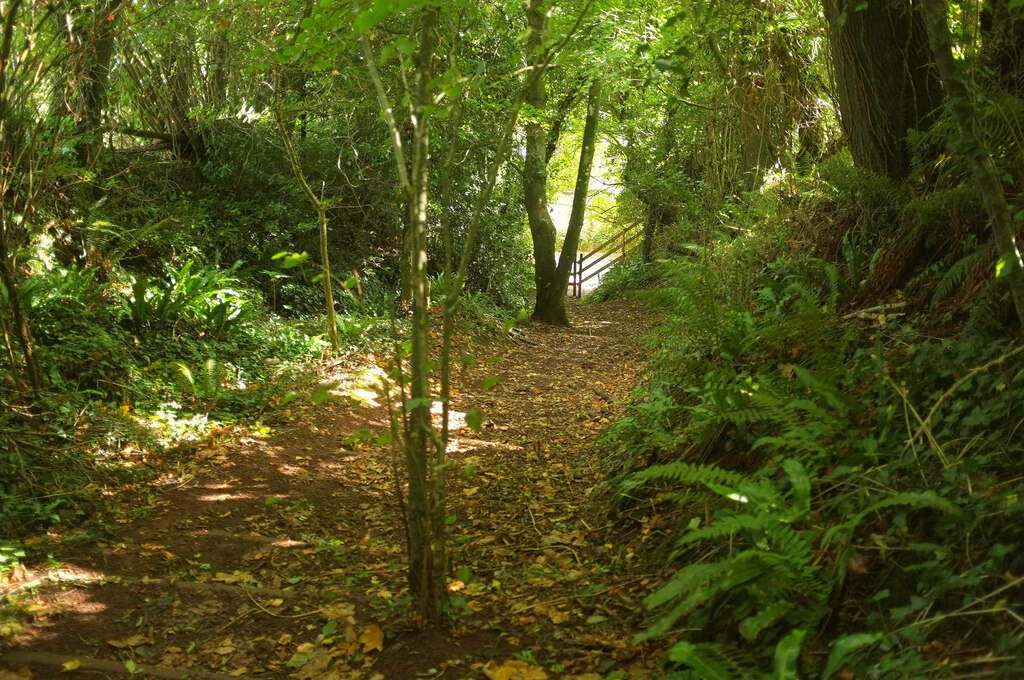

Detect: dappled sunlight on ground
[3, 300, 658, 679]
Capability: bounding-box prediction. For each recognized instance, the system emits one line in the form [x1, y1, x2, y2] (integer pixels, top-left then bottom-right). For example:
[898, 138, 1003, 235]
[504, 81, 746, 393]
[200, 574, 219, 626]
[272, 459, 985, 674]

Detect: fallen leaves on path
[4, 301, 660, 679]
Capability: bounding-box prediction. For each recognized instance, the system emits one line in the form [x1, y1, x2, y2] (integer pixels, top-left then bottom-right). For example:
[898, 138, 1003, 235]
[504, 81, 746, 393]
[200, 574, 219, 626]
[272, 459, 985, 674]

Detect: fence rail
[567, 222, 643, 298]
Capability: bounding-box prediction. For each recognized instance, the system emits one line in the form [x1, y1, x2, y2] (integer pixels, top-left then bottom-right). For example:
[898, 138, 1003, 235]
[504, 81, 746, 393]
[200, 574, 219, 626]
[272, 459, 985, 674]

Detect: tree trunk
[272, 97, 340, 353]
[74, 0, 122, 167]
[404, 4, 443, 628]
[0, 246, 44, 393]
[981, 0, 1024, 95]
[523, 0, 563, 324]
[543, 77, 601, 320]
[823, 0, 944, 179]
[921, 0, 1024, 325]
[707, 33, 773, 190]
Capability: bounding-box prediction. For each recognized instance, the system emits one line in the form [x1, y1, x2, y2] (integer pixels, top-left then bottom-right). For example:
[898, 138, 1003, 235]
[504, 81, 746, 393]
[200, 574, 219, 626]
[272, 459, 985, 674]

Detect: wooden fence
[567, 223, 643, 298]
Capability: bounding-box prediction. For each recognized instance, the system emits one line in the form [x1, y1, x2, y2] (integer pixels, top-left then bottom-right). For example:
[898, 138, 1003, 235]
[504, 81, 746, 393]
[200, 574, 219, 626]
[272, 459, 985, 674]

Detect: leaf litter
[2, 300, 660, 679]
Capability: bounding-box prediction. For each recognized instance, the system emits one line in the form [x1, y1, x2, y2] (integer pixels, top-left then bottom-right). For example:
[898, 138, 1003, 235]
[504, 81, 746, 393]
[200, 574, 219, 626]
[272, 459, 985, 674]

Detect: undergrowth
[601, 152, 1024, 678]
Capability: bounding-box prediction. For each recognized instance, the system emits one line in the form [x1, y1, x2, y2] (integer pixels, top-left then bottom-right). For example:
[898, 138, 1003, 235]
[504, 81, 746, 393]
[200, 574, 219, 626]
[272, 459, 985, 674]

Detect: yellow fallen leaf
[547, 608, 569, 624]
[323, 601, 356, 622]
[62, 658, 82, 671]
[359, 624, 384, 653]
[463, 487, 479, 496]
[211, 570, 254, 584]
[0, 670, 32, 680]
[483, 659, 548, 680]
[107, 634, 149, 648]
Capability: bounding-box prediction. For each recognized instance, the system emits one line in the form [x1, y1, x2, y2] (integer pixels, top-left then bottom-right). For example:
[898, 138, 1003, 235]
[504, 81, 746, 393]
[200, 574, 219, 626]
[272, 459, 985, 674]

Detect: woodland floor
[0, 299, 663, 680]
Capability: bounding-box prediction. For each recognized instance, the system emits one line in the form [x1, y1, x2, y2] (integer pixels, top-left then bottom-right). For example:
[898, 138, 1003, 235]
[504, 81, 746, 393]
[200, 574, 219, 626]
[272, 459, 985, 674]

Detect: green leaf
[481, 376, 501, 390]
[311, 382, 339, 405]
[782, 459, 811, 520]
[996, 254, 1010, 279]
[322, 620, 338, 636]
[279, 391, 300, 407]
[666, 642, 739, 680]
[405, 397, 432, 411]
[275, 251, 309, 269]
[822, 633, 882, 680]
[265, 496, 281, 506]
[773, 629, 806, 680]
[739, 600, 790, 640]
[466, 407, 483, 431]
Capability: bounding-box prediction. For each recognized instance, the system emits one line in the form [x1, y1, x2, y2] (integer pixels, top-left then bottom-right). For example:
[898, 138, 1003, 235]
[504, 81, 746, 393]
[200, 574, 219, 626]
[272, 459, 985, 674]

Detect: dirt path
[1, 299, 658, 680]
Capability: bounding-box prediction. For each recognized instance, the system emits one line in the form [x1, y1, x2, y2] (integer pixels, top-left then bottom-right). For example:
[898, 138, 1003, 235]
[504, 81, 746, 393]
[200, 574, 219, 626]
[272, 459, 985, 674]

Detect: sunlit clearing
[434, 402, 467, 433]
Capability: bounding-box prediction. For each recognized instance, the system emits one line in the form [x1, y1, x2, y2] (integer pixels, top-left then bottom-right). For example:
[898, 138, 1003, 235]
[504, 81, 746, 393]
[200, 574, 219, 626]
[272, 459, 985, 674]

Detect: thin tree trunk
[273, 98, 340, 353]
[552, 78, 601, 296]
[404, 4, 442, 628]
[0, 250, 43, 392]
[921, 0, 1024, 325]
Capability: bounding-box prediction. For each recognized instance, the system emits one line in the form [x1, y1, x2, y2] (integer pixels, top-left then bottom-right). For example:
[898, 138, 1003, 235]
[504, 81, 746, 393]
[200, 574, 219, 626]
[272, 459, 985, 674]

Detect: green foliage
[123, 260, 249, 336]
[589, 258, 658, 302]
[604, 171, 1024, 678]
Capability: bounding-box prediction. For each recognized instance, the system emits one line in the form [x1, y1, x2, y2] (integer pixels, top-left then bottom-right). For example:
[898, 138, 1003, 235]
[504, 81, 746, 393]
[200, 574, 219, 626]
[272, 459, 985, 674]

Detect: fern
[930, 244, 987, 309]
[963, 278, 1002, 337]
[667, 641, 761, 680]
[634, 460, 748, 494]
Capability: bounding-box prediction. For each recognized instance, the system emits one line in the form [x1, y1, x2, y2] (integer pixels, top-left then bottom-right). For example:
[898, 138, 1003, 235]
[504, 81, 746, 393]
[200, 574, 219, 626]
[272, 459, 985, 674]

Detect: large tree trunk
[823, 0, 944, 179]
[523, 0, 563, 324]
[981, 0, 1024, 95]
[707, 33, 774, 190]
[51, 1, 123, 167]
[922, 0, 1024, 325]
[75, 0, 121, 166]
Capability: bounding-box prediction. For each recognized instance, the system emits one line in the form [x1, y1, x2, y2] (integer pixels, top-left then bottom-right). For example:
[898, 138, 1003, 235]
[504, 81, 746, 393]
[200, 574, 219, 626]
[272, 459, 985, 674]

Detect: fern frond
[635, 461, 748, 493]
[674, 513, 767, 550]
[667, 641, 761, 680]
[930, 247, 987, 309]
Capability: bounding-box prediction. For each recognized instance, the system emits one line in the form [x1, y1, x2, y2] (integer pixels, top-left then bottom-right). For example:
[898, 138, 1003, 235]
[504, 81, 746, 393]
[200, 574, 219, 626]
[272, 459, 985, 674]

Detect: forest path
[2, 299, 659, 680]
